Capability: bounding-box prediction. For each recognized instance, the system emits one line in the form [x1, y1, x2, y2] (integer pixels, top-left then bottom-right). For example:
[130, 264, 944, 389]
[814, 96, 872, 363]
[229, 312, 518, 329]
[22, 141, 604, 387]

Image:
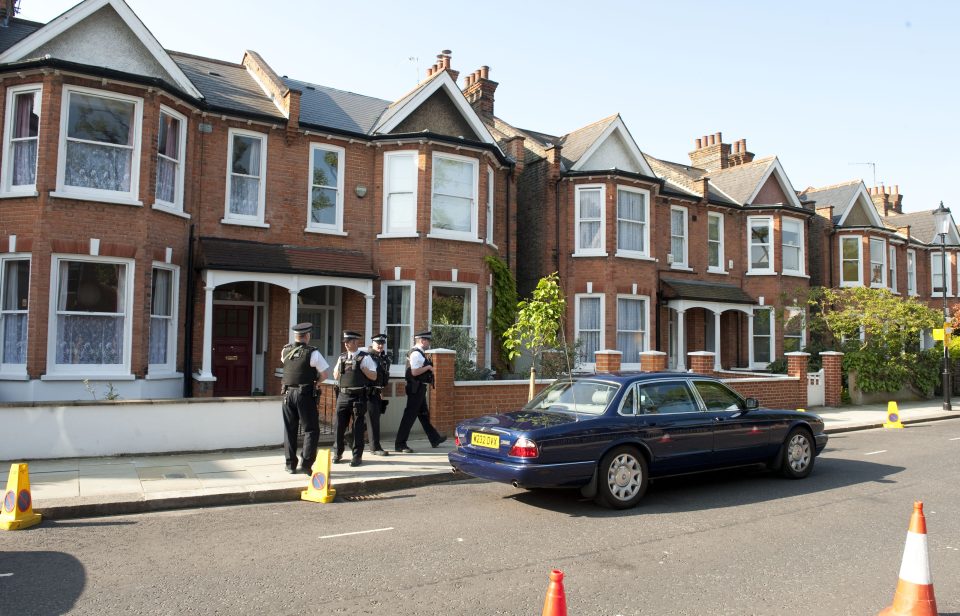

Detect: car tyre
[595, 446, 648, 509]
[778, 427, 815, 479]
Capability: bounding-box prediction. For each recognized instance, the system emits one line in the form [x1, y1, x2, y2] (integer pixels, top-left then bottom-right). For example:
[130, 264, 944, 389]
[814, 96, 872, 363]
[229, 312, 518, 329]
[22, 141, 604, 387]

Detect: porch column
[713, 310, 722, 371]
[288, 289, 299, 343]
[676, 309, 687, 371]
[198, 285, 215, 380]
[364, 294, 375, 340]
[747, 311, 755, 367]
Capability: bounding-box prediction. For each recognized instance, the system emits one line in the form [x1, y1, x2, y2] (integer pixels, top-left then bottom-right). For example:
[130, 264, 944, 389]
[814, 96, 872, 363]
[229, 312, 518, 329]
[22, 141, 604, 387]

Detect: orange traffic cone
[879, 501, 937, 616]
[0, 463, 42, 530]
[541, 569, 567, 616]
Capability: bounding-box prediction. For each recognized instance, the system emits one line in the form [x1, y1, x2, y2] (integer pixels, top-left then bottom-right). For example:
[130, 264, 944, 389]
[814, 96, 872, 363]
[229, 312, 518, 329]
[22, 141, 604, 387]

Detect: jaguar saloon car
[448, 372, 828, 509]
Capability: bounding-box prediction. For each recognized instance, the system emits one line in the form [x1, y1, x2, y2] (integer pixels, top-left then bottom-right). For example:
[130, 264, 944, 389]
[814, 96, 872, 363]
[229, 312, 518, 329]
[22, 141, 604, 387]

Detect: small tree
[503, 273, 566, 400]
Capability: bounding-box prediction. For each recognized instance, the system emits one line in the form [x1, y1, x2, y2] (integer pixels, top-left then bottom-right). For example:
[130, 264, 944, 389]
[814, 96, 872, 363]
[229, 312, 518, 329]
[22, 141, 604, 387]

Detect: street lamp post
[933, 201, 953, 411]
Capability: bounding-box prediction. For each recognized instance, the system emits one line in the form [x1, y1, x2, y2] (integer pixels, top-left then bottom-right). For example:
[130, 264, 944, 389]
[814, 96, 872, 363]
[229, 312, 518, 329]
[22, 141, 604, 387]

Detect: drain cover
[163, 473, 187, 479]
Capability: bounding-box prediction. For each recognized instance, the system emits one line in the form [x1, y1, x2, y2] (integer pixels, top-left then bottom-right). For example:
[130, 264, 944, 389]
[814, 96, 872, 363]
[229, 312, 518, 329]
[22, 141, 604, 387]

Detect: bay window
[0, 257, 29, 372]
[707, 212, 724, 272]
[840, 236, 862, 286]
[616, 296, 647, 366]
[783, 307, 805, 353]
[430, 283, 476, 342]
[2, 85, 41, 193]
[431, 152, 478, 239]
[889, 245, 898, 292]
[307, 143, 345, 233]
[382, 281, 414, 367]
[575, 294, 604, 364]
[155, 106, 187, 212]
[869, 238, 887, 287]
[486, 166, 495, 245]
[748, 216, 773, 273]
[781, 217, 804, 276]
[752, 308, 773, 367]
[931, 252, 952, 296]
[382, 151, 417, 235]
[616, 186, 649, 257]
[575, 185, 605, 256]
[907, 249, 917, 295]
[149, 266, 178, 373]
[670, 206, 688, 267]
[224, 128, 267, 225]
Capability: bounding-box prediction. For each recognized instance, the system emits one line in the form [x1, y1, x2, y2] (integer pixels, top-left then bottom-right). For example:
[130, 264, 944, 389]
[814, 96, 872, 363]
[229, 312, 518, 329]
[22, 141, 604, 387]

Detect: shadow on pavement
[46, 519, 138, 528]
[0, 551, 85, 615]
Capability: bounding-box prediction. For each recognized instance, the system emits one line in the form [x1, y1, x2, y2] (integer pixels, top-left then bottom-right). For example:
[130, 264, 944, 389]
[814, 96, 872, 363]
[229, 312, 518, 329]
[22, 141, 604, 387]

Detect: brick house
[0, 0, 517, 401]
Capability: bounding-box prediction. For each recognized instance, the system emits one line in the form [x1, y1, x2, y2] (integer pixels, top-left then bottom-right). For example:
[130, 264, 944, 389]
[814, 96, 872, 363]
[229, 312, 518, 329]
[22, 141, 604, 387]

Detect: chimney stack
[462, 63, 498, 117]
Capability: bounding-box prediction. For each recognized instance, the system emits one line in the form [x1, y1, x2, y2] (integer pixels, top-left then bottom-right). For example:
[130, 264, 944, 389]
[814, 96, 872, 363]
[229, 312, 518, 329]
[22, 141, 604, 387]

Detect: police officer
[280, 322, 330, 474]
[366, 333, 392, 456]
[332, 330, 378, 466]
[395, 330, 446, 453]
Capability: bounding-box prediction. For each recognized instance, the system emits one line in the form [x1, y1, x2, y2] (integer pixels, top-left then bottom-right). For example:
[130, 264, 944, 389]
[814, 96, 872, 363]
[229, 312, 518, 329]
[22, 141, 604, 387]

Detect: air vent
[207, 70, 221, 77]
[306, 85, 316, 90]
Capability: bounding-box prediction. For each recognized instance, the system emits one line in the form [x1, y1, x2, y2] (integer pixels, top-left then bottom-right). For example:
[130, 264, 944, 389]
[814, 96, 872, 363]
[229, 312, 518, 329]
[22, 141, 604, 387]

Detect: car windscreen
[523, 380, 620, 416]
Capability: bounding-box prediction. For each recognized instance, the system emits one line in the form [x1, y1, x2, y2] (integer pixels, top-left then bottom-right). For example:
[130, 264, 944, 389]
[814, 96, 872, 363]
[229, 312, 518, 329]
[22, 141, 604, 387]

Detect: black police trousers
[366, 389, 387, 452]
[395, 383, 443, 449]
[334, 392, 367, 459]
[281, 385, 319, 470]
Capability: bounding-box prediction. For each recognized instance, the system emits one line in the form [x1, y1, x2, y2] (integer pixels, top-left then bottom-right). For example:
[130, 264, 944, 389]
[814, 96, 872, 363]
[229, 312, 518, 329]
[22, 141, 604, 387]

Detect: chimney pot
[474, 69, 481, 81]
[734, 141, 741, 154]
[894, 184, 899, 195]
[708, 135, 715, 146]
[715, 131, 722, 143]
[695, 138, 702, 149]
[741, 138, 747, 151]
[466, 74, 473, 87]
[480, 65, 489, 79]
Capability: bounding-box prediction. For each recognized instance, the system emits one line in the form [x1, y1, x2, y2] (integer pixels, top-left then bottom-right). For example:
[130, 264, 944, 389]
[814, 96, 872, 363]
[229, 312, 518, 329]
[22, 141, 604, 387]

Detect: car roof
[575, 371, 722, 385]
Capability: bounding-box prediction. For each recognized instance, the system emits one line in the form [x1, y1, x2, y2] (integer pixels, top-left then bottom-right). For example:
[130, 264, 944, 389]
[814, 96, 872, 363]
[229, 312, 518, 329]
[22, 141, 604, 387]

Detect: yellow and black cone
[1, 463, 42, 530]
[884, 401, 905, 429]
[301, 448, 336, 503]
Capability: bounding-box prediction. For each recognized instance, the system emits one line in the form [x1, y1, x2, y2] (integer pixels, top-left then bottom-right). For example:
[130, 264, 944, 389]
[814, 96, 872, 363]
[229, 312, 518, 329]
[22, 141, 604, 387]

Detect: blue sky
[20, 0, 959, 214]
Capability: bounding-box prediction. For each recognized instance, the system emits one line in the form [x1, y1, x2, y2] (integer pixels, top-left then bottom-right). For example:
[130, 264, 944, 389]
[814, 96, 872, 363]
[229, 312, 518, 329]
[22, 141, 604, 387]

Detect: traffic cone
[884, 401, 905, 429]
[301, 448, 336, 503]
[878, 501, 937, 616]
[541, 569, 567, 616]
[0, 463, 42, 530]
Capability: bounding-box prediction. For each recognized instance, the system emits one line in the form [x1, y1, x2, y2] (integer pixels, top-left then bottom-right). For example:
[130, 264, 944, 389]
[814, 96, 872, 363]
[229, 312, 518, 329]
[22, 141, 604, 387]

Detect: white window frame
[889, 245, 898, 293]
[781, 216, 805, 276]
[54, 85, 143, 206]
[616, 294, 649, 369]
[429, 151, 479, 241]
[750, 307, 774, 369]
[380, 280, 415, 377]
[428, 281, 478, 343]
[0, 254, 30, 377]
[907, 249, 917, 296]
[575, 293, 605, 367]
[305, 142, 346, 235]
[148, 263, 179, 375]
[931, 251, 953, 297]
[669, 205, 689, 268]
[783, 306, 806, 353]
[223, 127, 268, 227]
[869, 238, 887, 288]
[574, 184, 606, 256]
[615, 185, 650, 259]
[153, 105, 187, 214]
[485, 166, 495, 246]
[46, 254, 135, 378]
[839, 235, 863, 287]
[381, 150, 419, 237]
[707, 212, 725, 273]
[1, 84, 41, 196]
[747, 216, 774, 274]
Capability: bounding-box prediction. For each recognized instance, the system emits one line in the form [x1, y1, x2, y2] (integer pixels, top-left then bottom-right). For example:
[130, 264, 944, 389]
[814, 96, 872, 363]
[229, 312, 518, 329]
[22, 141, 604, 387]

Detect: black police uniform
[395, 345, 444, 452]
[334, 349, 371, 464]
[280, 341, 320, 473]
[367, 345, 391, 454]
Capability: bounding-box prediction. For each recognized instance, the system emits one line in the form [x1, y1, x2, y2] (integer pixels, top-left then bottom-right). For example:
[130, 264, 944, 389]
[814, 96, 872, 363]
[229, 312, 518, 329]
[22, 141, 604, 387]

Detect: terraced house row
[0, 0, 954, 402]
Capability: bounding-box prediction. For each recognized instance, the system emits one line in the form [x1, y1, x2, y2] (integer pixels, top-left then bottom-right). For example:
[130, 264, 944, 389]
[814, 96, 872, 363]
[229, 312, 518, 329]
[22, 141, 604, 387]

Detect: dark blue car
[448, 372, 828, 509]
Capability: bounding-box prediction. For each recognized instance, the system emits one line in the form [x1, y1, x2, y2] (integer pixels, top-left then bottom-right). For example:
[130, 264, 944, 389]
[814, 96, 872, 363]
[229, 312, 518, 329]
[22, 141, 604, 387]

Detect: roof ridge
[563, 113, 618, 138]
[283, 76, 391, 105]
[802, 179, 861, 194]
[166, 49, 244, 68]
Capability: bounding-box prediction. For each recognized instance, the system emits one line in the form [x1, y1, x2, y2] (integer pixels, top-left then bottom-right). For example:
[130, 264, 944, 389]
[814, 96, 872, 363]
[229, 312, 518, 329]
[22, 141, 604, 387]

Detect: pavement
[5, 400, 959, 521]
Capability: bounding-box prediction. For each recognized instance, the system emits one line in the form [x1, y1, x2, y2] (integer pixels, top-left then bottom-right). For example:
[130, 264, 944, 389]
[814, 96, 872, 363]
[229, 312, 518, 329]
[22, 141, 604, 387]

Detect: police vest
[338, 351, 372, 389]
[371, 350, 391, 387]
[281, 343, 319, 386]
[405, 347, 433, 384]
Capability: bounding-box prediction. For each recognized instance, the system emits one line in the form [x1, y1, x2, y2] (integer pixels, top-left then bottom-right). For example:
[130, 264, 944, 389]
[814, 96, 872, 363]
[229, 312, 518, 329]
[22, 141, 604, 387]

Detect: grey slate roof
[883, 211, 941, 244]
[169, 51, 282, 118]
[645, 156, 738, 205]
[0, 18, 43, 55]
[660, 278, 756, 305]
[558, 114, 617, 170]
[799, 181, 859, 223]
[372, 72, 441, 134]
[706, 157, 775, 204]
[285, 77, 390, 135]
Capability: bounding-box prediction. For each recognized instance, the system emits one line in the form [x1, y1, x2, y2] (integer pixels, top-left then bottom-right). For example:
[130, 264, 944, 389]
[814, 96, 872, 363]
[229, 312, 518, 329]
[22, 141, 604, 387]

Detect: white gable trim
[570, 116, 655, 177]
[0, 0, 202, 100]
[837, 182, 885, 228]
[744, 158, 803, 209]
[374, 72, 503, 155]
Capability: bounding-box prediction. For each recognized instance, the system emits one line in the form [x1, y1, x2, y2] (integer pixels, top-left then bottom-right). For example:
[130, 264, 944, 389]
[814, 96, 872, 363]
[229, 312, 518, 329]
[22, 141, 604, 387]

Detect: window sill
[745, 271, 776, 276]
[486, 241, 498, 250]
[426, 233, 483, 243]
[707, 268, 728, 275]
[0, 189, 39, 199]
[41, 372, 136, 381]
[614, 251, 655, 261]
[145, 371, 183, 380]
[782, 272, 809, 279]
[220, 218, 270, 229]
[0, 371, 29, 381]
[305, 227, 348, 236]
[377, 232, 420, 239]
[839, 281, 863, 287]
[670, 264, 693, 271]
[50, 190, 143, 207]
[151, 202, 191, 219]
[573, 252, 608, 258]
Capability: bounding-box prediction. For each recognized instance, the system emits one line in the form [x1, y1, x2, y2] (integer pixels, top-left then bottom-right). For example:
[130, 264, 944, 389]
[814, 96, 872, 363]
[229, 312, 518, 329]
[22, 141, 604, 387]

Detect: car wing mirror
[744, 397, 759, 410]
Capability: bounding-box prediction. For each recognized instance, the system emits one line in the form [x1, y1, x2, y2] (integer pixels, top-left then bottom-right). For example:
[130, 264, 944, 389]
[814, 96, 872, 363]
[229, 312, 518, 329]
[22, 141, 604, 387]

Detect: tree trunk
[528, 366, 537, 401]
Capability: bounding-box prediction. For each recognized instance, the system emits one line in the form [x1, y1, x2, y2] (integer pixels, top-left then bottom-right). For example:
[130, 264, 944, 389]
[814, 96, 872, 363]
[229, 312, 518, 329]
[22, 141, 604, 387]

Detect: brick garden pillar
[595, 350, 622, 373]
[427, 349, 456, 433]
[820, 351, 844, 408]
[639, 351, 668, 372]
[785, 351, 810, 409]
[688, 351, 715, 376]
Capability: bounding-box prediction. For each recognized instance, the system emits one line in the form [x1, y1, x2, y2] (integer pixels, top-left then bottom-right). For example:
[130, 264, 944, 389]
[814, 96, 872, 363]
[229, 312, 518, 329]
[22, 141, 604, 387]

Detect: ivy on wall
[484, 254, 518, 373]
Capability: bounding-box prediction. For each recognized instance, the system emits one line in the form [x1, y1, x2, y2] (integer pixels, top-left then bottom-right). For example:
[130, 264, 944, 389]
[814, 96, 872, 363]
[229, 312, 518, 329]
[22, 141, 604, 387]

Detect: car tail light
[455, 434, 462, 447]
[508, 437, 539, 458]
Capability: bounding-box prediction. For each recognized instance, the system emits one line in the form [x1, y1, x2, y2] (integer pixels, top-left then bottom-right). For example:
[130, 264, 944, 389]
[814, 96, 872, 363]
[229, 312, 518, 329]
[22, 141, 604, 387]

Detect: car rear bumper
[814, 433, 828, 454]
[448, 450, 595, 489]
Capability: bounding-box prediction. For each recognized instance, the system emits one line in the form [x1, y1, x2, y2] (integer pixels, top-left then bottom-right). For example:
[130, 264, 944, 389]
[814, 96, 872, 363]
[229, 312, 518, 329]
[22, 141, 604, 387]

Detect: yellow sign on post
[933, 329, 944, 341]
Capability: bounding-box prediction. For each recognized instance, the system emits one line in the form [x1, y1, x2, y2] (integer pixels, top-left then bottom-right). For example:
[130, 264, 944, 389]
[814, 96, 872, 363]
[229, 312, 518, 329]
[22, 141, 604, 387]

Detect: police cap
[291, 322, 313, 334]
[371, 333, 388, 343]
[342, 330, 361, 340]
[414, 330, 432, 340]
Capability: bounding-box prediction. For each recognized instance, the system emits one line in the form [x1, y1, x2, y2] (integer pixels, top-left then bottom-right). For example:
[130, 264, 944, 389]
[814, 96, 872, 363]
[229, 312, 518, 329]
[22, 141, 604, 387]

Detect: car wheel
[595, 446, 648, 509]
[779, 428, 815, 479]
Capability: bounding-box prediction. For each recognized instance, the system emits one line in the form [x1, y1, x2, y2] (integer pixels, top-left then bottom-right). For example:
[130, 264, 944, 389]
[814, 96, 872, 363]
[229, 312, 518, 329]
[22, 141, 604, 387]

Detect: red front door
[213, 305, 253, 396]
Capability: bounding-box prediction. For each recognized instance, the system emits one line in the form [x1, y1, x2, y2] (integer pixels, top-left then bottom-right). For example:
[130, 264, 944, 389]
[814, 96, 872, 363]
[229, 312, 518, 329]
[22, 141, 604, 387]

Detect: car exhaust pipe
[512, 481, 519, 488]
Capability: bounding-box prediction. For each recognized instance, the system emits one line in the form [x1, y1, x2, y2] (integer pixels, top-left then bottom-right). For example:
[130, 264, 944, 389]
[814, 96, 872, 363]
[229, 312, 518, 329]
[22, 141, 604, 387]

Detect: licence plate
[470, 432, 500, 449]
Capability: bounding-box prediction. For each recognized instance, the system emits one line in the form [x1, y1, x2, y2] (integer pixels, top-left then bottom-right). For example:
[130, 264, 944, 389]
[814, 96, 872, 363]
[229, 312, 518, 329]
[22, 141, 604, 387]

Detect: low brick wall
[433, 379, 551, 435]
[720, 375, 806, 410]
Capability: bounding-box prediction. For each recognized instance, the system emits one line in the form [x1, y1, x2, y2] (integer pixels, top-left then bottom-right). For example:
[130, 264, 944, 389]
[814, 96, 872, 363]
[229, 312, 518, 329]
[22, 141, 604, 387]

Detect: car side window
[638, 381, 698, 415]
[619, 386, 637, 415]
[693, 380, 744, 412]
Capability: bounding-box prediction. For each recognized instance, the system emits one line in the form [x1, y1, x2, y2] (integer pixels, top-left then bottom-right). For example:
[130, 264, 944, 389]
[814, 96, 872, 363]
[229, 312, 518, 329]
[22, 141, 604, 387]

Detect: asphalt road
[3, 419, 960, 616]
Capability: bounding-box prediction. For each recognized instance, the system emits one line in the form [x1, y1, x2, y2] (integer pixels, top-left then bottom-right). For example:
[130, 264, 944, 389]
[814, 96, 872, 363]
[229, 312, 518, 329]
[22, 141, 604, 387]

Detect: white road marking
[864, 450, 887, 455]
[319, 527, 394, 539]
[950, 437, 960, 441]
[0, 573, 12, 577]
